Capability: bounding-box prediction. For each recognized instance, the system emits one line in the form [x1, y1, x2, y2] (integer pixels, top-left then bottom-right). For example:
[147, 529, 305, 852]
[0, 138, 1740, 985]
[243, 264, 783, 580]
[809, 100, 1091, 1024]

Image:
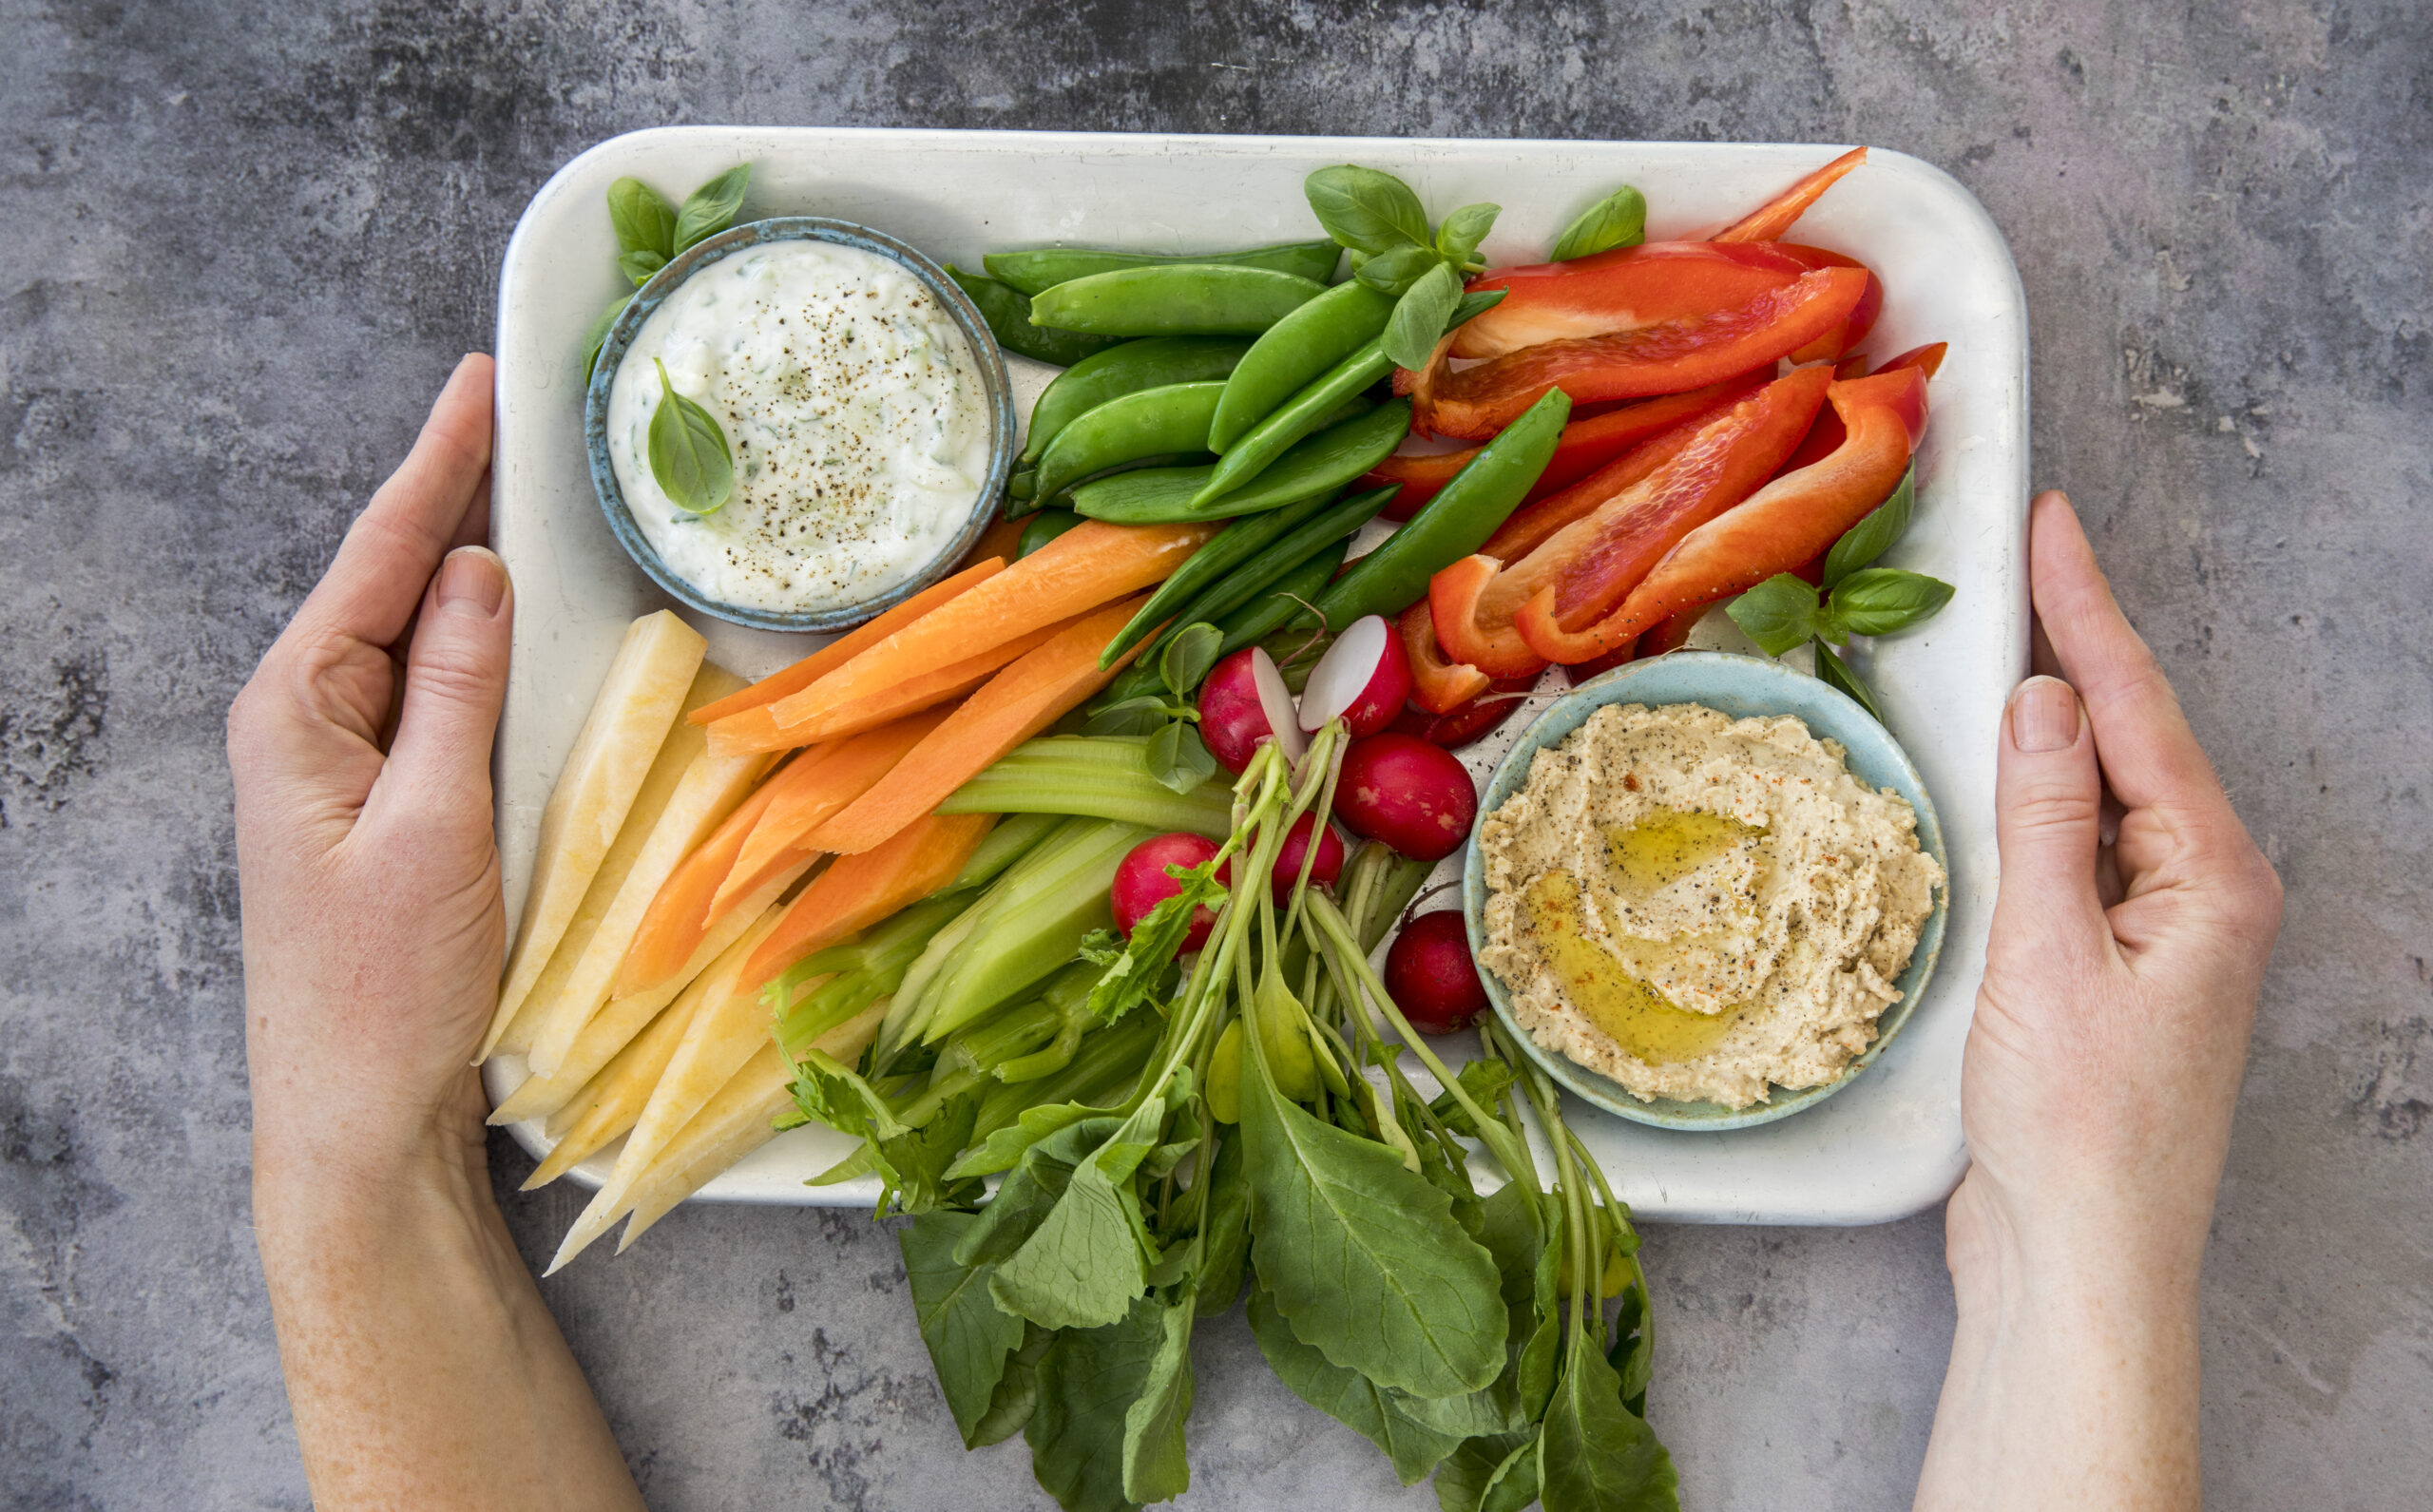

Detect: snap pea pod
[1024, 336, 1254, 467]
[1209, 281, 1397, 452]
[947, 265, 1118, 367]
[1030, 380, 1225, 505]
[1017, 508, 1083, 558]
[1028, 265, 1328, 337]
[1069, 399, 1410, 524]
[1215, 536, 1353, 657]
[1313, 387, 1572, 627]
[1176, 484, 1394, 633]
[1195, 337, 1395, 507]
[985, 239, 1340, 297]
[1099, 491, 1340, 667]
[1006, 469, 1037, 502]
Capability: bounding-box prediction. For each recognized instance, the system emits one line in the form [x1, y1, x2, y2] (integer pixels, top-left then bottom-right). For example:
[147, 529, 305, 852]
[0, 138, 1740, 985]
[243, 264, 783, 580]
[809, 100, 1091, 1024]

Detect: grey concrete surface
[3, 2, 2426, 1507]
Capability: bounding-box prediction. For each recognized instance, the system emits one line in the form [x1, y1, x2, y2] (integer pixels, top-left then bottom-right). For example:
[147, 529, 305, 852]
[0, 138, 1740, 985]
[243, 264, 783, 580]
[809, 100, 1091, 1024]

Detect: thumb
[381, 546, 514, 820]
[1989, 674, 2109, 953]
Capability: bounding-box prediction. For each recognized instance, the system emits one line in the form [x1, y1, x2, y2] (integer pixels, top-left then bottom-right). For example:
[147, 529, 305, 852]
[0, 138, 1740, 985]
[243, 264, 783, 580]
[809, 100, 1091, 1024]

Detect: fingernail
[437, 546, 507, 617]
[2010, 676, 2080, 753]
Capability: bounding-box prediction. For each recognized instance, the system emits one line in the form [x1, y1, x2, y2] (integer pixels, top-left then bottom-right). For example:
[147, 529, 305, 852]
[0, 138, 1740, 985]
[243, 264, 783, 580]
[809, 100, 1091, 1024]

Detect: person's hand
[230, 354, 642, 1511]
[1916, 490, 2282, 1510]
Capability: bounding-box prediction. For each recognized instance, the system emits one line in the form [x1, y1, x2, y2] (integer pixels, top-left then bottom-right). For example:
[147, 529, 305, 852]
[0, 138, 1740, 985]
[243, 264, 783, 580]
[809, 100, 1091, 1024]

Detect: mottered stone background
[3, 2, 2427, 1507]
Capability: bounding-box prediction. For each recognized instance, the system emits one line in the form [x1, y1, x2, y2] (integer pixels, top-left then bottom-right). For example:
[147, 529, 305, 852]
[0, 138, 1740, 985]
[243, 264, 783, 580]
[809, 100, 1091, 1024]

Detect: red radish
[1111, 833, 1222, 952]
[1334, 733, 1478, 862]
[1199, 646, 1306, 774]
[1221, 813, 1345, 902]
[1297, 614, 1413, 737]
[1385, 910, 1490, 1034]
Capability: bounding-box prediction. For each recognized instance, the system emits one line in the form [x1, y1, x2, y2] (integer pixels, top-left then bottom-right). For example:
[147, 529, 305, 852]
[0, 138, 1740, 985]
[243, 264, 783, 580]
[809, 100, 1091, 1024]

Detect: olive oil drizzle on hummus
[1523, 869, 1741, 1063]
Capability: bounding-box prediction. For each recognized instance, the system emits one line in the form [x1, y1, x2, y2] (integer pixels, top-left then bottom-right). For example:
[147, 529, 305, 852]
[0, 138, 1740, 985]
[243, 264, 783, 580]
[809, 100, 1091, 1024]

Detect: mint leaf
[1383, 262, 1465, 371]
[606, 176, 678, 259]
[1548, 184, 1649, 262]
[672, 163, 751, 252]
[1812, 638, 1887, 723]
[1829, 566, 1956, 635]
[1305, 164, 1431, 254]
[1435, 202, 1502, 269]
[1725, 572, 1824, 657]
[1821, 468, 1916, 588]
[645, 359, 733, 515]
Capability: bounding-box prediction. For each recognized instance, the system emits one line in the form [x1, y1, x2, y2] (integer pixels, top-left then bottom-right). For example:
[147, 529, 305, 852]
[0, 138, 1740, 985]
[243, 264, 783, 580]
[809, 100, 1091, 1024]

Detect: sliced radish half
[1298, 614, 1413, 737]
[1249, 646, 1309, 764]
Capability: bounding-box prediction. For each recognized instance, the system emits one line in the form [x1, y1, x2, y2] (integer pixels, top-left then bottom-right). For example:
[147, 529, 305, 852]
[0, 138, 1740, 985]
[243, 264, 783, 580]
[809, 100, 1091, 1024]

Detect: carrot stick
[738, 812, 998, 1002]
[807, 595, 1152, 858]
[712, 706, 954, 917]
[1713, 146, 1868, 243]
[763, 615, 1075, 745]
[772, 521, 1213, 734]
[613, 751, 827, 999]
[685, 559, 1006, 727]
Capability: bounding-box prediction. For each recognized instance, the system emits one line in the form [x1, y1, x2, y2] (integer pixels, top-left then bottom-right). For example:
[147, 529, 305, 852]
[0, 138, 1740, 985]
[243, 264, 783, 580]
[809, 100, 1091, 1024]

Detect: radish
[1221, 813, 1345, 902]
[1384, 910, 1489, 1035]
[1199, 645, 1308, 774]
[1297, 614, 1412, 737]
[1111, 833, 1221, 952]
[1333, 733, 1478, 862]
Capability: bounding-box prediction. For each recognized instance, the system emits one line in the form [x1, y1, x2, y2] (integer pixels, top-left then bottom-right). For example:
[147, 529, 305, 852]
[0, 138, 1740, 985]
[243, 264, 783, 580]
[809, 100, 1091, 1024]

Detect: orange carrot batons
[686, 558, 1006, 728]
[738, 813, 998, 1000]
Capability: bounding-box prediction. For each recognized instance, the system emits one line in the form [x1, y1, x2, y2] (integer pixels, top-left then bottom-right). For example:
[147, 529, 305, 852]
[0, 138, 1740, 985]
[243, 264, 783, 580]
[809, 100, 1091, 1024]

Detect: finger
[2026, 491, 2229, 817]
[376, 546, 514, 821]
[1990, 673, 2112, 954]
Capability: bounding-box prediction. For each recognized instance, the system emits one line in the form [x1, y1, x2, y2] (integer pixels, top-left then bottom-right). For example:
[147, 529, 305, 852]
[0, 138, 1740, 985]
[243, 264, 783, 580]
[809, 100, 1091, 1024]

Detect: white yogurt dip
[605, 239, 993, 614]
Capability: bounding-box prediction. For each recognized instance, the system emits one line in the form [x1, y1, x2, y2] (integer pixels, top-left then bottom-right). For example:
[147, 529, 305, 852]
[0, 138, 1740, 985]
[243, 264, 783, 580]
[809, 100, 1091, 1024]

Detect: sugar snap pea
[1030, 381, 1226, 506]
[1216, 537, 1354, 657]
[1099, 492, 1340, 668]
[1024, 337, 1254, 468]
[1018, 508, 1083, 559]
[1209, 282, 1397, 453]
[1069, 400, 1411, 525]
[1179, 484, 1393, 634]
[1028, 266, 1328, 337]
[1195, 337, 1395, 507]
[985, 239, 1340, 297]
[947, 265, 1117, 367]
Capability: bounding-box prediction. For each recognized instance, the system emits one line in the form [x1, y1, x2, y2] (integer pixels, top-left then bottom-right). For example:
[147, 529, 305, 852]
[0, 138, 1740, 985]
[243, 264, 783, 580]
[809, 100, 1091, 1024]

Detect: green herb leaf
[1820, 468, 1915, 588]
[788, 1047, 910, 1144]
[616, 248, 667, 288]
[946, 1100, 1108, 1182]
[1427, 1059, 1519, 1141]
[1445, 287, 1509, 332]
[900, 1212, 1030, 1447]
[581, 295, 631, 382]
[1384, 262, 1466, 371]
[1121, 1295, 1197, 1503]
[972, 1322, 1054, 1448]
[606, 176, 678, 259]
[1811, 638, 1887, 723]
[1724, 572, 1824, 658]
[1547, 184, 1649, 262]
[1143, 720, 1216, 795]
[1192, 1132, 1254, 1315]
[645, 359, 733, 515]
[1355, 242, 1449, 297]
[1158, 622, 1224, 699]
[1609, 1282, 1654, 1418]
[672, 163, 751, 253]
[1539, 1321, 1679, 1512]
[1435, 1432, 1541, 1512]
[1087, 856, 1224, 1026]
[1305, 164, 1432, 254]
[1249, 1285, 1466, 1485]
[864, 1091, 982, 1216]
[953, 1116, 1122, 1266]
[1082, 696, 1173, 739]
[1435, 202, 1503, 269]
[1026, 1296, 1177, 1512]
[1827, 566, 1956, 637]
[988, 1081, 1189, 1330]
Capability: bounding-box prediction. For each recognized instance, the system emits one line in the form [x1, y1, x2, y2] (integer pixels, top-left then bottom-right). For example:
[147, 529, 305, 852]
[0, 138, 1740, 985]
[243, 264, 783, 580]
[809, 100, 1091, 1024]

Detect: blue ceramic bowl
[584, 217, 1017, 634]
[1462, 652, 1949, 1132]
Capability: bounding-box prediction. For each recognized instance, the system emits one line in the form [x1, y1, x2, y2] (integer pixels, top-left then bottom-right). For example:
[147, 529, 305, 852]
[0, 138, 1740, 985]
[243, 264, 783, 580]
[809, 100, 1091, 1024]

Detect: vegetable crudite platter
[489, 128, 2026, 1510]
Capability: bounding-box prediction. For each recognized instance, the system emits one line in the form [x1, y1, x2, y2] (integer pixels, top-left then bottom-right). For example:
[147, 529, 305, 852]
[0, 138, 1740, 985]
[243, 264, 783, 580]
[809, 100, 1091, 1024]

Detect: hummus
[1478, 702, 1942, 1108]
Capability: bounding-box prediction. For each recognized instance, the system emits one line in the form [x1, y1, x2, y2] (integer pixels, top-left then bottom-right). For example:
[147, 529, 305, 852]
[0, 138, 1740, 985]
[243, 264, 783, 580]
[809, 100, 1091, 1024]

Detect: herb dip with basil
[605, 239, 990, 614]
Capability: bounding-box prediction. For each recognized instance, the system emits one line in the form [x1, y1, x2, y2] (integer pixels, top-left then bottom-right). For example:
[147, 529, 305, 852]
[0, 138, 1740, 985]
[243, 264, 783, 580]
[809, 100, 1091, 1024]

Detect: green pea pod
[1006, 469, 1038, 502]
[1028, 266, 1328, 337]
[945, 265, 1117, 367]
[1069, 400, 1411, 525]
[1195, 338, 1395, 507]
[985, 239, 1340, 297]
[1313, 388, 1572, 627]
[1099, 492, 1340, 668]
[1209, 282, 1398, 453]
[1178, 485, 1393, 632]
[1030, 381, 1226, 505]
[1018, 508, 1083, 559]
[1024, 336, 1254, 467]
[1215, 537, 1353, 657]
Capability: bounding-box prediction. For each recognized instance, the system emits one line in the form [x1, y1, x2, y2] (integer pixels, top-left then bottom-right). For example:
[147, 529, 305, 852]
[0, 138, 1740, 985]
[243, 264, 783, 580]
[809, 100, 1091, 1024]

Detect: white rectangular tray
[489, 127, 2027, 1225]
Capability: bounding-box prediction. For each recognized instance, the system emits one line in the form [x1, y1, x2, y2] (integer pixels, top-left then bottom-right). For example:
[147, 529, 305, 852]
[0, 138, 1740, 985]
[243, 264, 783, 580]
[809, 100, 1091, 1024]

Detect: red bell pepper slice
[1565, 547, 1830, 682]
[1516, 367, 1928, 663]
[1397, 601, 1492, 713]
[1400, 265, 1870, 440]
[1775, 340, 1945, 479]
[1449, 239, 1815, 359]
[1712, 147, 1868, 243]
[1389, 675, 1539, 750]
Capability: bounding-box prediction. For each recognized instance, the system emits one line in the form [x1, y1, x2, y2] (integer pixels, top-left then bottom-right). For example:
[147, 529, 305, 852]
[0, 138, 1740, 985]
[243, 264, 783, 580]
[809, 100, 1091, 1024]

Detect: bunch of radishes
[1108, 615, 1491, 1036]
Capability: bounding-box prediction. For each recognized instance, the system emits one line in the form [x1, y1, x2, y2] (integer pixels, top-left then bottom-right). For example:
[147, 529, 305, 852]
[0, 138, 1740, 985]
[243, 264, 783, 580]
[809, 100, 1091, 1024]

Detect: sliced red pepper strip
[1450, 239, 1814, 359]
[1767, 245, 1882, 362]
[1389, 675, 1538, 749]
[1518, 367, 1928, 663]
[1401, 265, 1869, 440]
[1775, 340, 1945, 478]
[1397, 600, 1493, 713]
[1712, 147, 1868, 243]
[1428, 553, 1550, 680]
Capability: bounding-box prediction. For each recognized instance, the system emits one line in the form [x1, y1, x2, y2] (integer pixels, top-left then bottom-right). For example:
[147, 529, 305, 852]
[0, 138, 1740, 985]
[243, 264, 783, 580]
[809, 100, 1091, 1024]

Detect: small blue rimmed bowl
[584, 216, 1017, 634]
[1462, 651, 1949, 1132]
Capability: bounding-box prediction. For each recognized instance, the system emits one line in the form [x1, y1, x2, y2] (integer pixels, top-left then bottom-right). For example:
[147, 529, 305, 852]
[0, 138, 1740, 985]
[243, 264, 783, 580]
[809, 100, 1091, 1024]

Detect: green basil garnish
[645, 359, 733, 516]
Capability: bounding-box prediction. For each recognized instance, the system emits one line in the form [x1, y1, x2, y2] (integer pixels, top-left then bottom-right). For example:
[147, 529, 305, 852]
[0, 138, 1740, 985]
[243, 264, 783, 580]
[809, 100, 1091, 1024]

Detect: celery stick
[969, 1006, 1164, 1143]
[952, 811, 1061, 890]
[919, 820, 1142, 1045]
[936, 737, 1231, 837]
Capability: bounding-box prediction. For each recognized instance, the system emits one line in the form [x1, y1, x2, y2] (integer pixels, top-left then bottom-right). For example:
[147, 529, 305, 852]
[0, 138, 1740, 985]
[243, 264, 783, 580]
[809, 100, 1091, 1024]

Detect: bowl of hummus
[1464, 653, 1948, 1131]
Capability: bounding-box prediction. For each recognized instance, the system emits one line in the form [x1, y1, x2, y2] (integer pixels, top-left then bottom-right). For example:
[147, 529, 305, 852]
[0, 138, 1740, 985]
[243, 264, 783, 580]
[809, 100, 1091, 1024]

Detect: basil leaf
[900, 1212, 1030, 1447]
[1547, 184, 1649, 262]
[1383, 262, 1466, 371]
[1539, 1321, 1679, 1511]
[605, 176, 677, 259]
[1446, 287, 1508, 331]
[616, 248, 666, 287]
[1082, 696, 1172, 739]
[1158, 622, 1224, 699]
[672, 163, 751, 253]
[1156, 722, 1216, 795]
[1305, 164, 1432, 254]
[1829, 566, 1956, 636]
[1821, 468, 1916, 588]
[1249, 1285, 1464, 1485]
[1812, 638, 1887, 722]
[580, 294, 631, 382]
[645, 359, 733, 515]
[1724, 573, 1823, 658]
[1435, 201, 1502, 269]
[1355, 242, 1447, 297]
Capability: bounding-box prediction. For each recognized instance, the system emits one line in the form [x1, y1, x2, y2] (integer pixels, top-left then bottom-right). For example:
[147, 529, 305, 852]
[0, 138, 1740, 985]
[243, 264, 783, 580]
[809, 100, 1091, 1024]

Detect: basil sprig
[1547, 183, 1649, 262]
[581, 165, 756, 379]
[1726, 469, 1948, 720]
[1083, 622, 1222, 793]
[1304, 165, 1505, 370]
[645, 359, 734, 516]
